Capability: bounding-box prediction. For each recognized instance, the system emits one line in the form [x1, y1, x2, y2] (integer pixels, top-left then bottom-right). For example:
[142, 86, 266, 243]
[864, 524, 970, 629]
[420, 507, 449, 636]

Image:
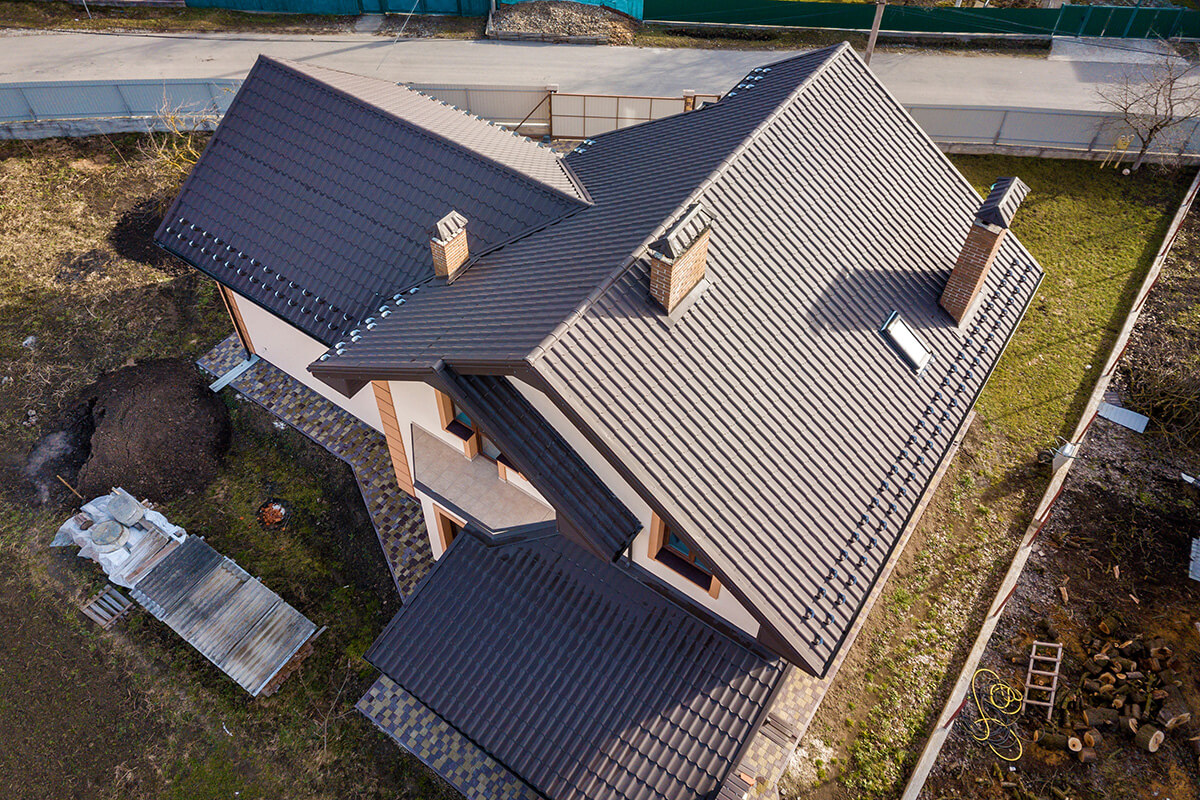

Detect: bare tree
[1097, 53, 1200, 171]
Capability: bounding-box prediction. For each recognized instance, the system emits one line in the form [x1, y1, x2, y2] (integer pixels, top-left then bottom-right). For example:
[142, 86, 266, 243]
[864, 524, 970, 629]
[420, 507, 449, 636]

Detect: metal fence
[643, 0, 1200, 40]
[4, 78, 1199, 163]
[0, 78, 240, 126]
[909, 104, 1200, 160]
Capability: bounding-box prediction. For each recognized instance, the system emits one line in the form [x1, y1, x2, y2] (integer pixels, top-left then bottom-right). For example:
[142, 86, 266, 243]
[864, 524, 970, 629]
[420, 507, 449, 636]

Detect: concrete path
[0, 29, 1147, 110]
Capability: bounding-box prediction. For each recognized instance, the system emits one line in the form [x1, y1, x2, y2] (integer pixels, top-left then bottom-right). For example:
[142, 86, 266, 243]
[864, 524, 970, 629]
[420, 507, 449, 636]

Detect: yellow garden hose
[967, 668, 1024, 762]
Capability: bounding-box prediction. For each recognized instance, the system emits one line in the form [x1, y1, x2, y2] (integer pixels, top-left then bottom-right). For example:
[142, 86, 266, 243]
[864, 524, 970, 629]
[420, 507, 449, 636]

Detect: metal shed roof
[132, 536, 318, 696]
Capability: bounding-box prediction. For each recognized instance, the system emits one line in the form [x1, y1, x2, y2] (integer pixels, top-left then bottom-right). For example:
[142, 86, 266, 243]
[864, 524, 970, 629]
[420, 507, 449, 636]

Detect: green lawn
[955, 157, 1189, 446]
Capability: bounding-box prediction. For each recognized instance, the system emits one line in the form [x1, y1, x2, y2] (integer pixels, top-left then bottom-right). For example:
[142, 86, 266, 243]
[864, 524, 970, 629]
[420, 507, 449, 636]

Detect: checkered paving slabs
[358, 676, 541, 800]
[198, 334, 434, 600]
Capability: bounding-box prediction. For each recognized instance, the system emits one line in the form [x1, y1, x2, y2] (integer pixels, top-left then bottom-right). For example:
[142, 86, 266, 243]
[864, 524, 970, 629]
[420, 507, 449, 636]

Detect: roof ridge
[262, 56, 591, 210]
[525, 42, 849, 365]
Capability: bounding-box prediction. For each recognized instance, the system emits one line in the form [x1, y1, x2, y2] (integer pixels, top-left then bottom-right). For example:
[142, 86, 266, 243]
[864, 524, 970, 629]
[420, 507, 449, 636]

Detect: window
[434, 389, 525, 481]
[881, 311, 933, 373]
[648, 513, 720, 598]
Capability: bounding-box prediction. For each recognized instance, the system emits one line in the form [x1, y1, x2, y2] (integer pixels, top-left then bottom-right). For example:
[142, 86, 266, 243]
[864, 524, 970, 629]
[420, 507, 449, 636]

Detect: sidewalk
[0, 29, 1138, 110]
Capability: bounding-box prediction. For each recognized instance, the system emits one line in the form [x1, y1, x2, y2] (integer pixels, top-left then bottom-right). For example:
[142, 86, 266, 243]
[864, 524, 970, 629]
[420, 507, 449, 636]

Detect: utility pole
[865, 0, 886, 66]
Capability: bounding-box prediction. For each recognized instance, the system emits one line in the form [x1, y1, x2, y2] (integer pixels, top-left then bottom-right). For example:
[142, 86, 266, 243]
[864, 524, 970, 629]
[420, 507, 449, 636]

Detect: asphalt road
[0, 30, 1136, 109]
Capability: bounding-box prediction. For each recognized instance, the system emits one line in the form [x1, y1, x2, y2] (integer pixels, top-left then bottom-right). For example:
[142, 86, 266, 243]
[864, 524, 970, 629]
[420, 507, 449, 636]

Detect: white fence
[3, 78, 1198, 163]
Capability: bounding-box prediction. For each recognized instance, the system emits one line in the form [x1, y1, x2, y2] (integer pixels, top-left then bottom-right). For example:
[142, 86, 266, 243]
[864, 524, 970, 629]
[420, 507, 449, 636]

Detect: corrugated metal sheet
[131, 536, 317, 696]
[367, 533, 784, 800]
[1098, 401, 1150, 433]
[1189, 538, 1200, 583]
[224, 600, 316, 695]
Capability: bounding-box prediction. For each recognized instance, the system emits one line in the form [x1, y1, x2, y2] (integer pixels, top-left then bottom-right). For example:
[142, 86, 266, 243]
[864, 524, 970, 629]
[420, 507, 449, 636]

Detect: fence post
[1122, 0, 1140, 39]
[1078, 5, 1092, 37]
[1050, 5, 1063, 36]
[992, 110, 1009, 146]
[114, 83, 135, 117]
[16, 86, 38, 121]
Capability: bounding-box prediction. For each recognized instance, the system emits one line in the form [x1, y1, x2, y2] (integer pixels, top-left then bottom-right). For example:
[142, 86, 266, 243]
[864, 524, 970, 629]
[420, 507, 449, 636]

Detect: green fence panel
[642, 0, 1200, 39]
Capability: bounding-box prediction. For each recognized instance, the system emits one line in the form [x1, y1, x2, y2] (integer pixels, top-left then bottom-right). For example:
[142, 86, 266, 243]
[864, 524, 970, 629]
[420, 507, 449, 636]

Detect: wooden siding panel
[372, 381, 415, 497]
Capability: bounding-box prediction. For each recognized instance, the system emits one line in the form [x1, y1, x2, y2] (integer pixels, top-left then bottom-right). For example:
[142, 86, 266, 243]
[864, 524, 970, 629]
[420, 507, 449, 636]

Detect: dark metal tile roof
[528, 48, 1043, 673]
[313, 44, 1044, 674]
[366, 532, 784, 800]
[310, 47, 839, 376]
[155, 55, 587, 345]
[437, 370, 641, 559]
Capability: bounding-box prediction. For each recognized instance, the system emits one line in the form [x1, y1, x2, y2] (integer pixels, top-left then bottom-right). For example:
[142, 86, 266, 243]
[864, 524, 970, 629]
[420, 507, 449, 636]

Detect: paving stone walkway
[358, 676, 540, 800]
[198, 334, 433, 600]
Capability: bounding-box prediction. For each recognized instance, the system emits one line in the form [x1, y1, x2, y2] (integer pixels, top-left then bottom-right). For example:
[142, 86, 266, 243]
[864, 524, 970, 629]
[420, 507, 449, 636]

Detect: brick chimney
[430, 210, 469, 282]
[940, 177, 1029, 325]
[648, 203, 713, 314]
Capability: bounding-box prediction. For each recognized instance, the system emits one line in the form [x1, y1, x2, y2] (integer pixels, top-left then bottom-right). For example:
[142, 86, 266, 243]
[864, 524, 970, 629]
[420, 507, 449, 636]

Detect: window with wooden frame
[648, 513, 721, 598]
[434, 389, 526, 481]
[432, 505, 465, 552]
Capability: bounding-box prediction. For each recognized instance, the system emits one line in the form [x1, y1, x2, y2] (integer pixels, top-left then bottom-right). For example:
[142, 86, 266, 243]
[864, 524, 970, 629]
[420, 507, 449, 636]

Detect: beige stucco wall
[510, 377, 760, 637]
[231, 292, 383, 432]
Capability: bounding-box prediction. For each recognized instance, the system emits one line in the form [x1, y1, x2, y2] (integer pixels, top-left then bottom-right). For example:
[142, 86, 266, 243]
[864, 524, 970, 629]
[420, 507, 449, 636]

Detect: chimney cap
[975, 177, 1029, 230]
[433, 210, 468, 241]
[649, 203, 713, 260]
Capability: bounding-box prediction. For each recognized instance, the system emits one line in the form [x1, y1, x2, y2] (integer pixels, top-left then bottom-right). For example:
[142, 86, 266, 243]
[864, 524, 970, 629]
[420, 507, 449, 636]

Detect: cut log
[1099, 672, 1117, 686]
[1084, 728, 1104, 747]
[1083, 707, 1119, 727]
[1036, 731, 1083, 752]
[1135, 725, 1164, 753]
[1076, 746, 1098, 764]
[1083, 679, 1102, 694]
[1099, 615, 1122, 636]
[1119, 716, 1140, 736]
[1187, 735, 1200, 757]
[1157, 685, 1192, 731]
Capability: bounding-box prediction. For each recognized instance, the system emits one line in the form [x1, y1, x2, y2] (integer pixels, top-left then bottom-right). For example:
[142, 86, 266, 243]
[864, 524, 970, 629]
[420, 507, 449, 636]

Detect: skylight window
[881, 312, 933, 374]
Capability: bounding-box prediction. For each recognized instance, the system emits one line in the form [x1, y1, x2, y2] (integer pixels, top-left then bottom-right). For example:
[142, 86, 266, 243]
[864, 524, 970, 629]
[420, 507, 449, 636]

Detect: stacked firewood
[1031, 617, 1198, 766]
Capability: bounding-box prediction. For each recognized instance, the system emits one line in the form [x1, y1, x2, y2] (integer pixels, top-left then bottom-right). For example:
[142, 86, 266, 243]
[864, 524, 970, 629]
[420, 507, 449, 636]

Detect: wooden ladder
[1022, 640, 1064, 722]
[79, 584, 134, 630]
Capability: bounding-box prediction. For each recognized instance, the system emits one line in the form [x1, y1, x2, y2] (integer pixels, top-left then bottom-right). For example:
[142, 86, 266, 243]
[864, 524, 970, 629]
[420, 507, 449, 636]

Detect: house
[156, 44, 1043, 800]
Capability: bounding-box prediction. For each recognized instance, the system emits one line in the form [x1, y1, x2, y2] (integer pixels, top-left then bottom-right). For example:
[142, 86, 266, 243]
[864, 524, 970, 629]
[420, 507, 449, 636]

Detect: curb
[899, 166, 1200, 800]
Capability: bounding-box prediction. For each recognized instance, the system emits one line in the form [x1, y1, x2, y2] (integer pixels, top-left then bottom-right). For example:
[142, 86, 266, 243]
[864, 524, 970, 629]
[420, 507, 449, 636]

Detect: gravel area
[490, 0, 637, 44]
